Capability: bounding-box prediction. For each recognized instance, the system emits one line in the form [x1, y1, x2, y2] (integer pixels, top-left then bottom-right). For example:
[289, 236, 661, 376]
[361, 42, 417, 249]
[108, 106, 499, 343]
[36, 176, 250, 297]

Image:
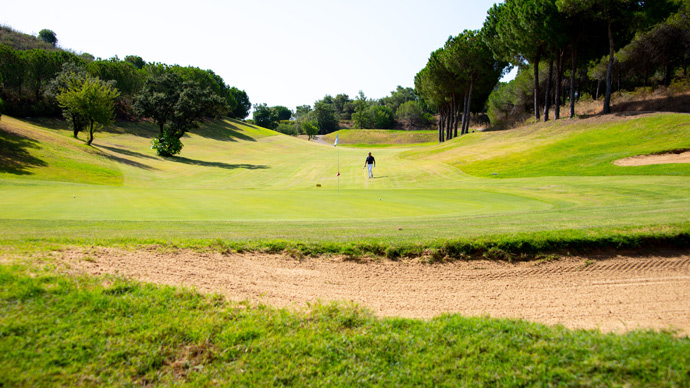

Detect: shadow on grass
[98, 145, 158, 160]
[193, 119, 257, 142]
[0, 127, 47, 175]
[94, 145, 158, 171]
[170, 156, 269, 170]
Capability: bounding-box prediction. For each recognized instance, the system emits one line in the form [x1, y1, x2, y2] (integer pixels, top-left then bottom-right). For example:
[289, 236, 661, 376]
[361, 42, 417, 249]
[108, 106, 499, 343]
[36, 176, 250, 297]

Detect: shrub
[275, 122, 298, 136]
[151, 135, 183, 157]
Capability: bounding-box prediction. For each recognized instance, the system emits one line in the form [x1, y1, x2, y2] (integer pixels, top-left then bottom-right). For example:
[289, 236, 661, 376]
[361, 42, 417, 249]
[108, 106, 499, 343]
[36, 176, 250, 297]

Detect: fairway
[2, 113, 690, 241]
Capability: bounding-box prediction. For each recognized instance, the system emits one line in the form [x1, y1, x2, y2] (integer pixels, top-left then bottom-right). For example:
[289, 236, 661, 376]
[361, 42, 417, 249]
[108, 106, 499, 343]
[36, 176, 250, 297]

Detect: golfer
[363, 152, 376, 178]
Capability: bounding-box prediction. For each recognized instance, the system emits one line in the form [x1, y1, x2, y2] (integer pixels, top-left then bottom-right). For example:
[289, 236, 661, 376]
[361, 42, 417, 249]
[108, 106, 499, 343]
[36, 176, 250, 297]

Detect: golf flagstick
[334, 134, 339, 194]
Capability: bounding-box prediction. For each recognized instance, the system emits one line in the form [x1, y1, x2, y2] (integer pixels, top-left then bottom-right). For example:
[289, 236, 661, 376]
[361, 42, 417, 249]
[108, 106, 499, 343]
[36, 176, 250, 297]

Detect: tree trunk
[555, 50, 562, 120]
[544, 58, 553, 122]
[87, 119, 94, 146]
[464, 80, 474, 135]
[533, 50, 542, 121]
[603, 19, 614, 114]
[455, 98, 460, 137]
[71, 116, 80, 138]
[569, 45, 577, 119]
[446, 105, 452, 141]
[460, 89, 469, 136]
[438, 108, 444, 142]
[452, 93, 459, 139]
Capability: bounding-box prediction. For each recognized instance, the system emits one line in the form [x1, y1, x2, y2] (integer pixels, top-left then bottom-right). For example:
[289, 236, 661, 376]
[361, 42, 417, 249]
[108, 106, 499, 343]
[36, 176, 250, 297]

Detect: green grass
[403, 113, 690, 178]
[2, 113, 690, 257]
[323, 129, 437, 147]
[2, 263, 689, 387]
[0, 117, 123, 185]
[2, 112, 690, 385]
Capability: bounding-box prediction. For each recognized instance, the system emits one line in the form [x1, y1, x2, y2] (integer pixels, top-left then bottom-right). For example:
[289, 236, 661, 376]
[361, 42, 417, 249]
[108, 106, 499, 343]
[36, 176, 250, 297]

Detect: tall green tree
[333, 94, 351, 117]
[0, 45, 27, 98]
[56, 76, 119, 146]
[134, 72, 224, 156]
[370, 105, 395, 129]
[302, 120, 319, 140]
[313, 100, 339, 134]
[45, 62, 90, 138]
[415, 49, 454, 142]
[273, 105, 292, 121]
[352, 91, 372, 129]
[395, 101, 426, 130]
[557, 0, 677, 113]
[229, 87, 251, 119]
[484, 0, 560, 121]
[252, 103, 279, 129]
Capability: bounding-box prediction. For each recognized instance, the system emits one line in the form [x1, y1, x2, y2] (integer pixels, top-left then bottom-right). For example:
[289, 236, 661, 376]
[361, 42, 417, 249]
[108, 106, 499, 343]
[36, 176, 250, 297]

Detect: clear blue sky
[1, 0, 509, 112]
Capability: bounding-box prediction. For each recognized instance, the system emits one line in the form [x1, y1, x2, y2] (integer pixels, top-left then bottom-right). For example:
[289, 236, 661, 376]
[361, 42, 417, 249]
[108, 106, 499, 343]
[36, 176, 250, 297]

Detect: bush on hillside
[151, 135, 183, 157]
[275, 121, 299, 136]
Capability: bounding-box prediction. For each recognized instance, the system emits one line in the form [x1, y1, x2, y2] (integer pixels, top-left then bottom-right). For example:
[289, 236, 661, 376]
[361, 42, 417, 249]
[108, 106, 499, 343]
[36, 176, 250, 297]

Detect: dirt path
[60, 248, 690, 335]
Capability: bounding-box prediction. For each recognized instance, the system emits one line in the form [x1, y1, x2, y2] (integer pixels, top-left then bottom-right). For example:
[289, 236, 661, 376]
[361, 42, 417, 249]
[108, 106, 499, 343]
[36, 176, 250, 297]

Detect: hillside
[402, 112, 690, 178]
[0, 25, 59, 51]
[3, 112, 689, 191]
[0, 112, 688, 236]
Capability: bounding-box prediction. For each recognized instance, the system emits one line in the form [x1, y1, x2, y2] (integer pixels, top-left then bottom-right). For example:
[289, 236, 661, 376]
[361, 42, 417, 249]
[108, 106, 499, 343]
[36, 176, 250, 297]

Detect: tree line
[252, 86, 436, 138]
[415, 0, 689, 141]
[0, 27, 251, 156]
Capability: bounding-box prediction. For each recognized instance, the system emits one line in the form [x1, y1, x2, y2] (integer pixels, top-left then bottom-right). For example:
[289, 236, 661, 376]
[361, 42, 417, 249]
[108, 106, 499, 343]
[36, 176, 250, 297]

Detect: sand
[614, 151, 690, 166]
[54, 247, 690, 335]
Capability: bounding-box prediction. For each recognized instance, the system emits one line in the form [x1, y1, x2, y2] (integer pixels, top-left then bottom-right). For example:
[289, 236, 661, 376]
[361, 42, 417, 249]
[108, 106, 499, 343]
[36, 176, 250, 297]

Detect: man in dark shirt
[363, 152, 376, 178]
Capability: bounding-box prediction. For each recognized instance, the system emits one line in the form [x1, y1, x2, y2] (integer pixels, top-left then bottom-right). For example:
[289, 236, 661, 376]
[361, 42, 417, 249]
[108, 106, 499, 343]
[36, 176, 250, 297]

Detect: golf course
[2, 111, 690, 386]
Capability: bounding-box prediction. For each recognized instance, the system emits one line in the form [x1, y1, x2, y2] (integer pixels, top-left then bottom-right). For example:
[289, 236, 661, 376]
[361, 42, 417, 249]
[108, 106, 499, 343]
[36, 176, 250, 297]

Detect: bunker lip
[51, 247, 690, 336]
[614, 150, 690, 166]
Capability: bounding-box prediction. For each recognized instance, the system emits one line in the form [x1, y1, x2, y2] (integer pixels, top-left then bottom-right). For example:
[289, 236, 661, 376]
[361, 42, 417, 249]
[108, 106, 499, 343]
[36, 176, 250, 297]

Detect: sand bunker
[55, 248, 690, 335]
[615, 151, 690, 166]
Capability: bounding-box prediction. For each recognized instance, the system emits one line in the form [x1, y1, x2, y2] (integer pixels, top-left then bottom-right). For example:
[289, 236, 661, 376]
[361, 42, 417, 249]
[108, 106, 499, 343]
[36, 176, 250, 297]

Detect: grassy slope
[402, 113, 690, 178]
[322, 129, 437, 147]
[1, 113, 690, 257]
[0, 116, 123, 185]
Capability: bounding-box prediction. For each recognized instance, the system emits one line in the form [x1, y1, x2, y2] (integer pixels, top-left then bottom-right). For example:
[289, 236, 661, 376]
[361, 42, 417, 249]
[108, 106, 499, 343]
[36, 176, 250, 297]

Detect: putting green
[0, 181, 551, 221]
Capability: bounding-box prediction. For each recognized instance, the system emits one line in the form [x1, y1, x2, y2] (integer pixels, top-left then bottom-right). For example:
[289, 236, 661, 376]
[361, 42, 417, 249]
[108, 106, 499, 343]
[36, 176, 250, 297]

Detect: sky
[1, 0, 510, 112]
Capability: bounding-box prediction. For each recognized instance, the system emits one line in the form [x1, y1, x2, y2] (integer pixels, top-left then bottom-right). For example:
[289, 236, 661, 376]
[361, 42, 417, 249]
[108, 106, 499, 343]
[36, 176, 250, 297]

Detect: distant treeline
[0, 26, 250, 121]
[259, 88, 438, 139]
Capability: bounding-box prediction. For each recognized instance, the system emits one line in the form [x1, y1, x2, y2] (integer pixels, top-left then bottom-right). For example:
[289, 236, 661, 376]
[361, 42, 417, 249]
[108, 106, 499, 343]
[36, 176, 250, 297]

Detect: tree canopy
[37, 29, 57, 47]
[134, 71, 224, 156]
[55, 75, 119, 145]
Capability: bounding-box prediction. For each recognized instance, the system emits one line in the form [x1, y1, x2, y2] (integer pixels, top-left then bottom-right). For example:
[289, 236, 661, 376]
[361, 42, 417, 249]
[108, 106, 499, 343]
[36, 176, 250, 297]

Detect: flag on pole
[334, 134, 339, 147]
[336, 171, 340, 176]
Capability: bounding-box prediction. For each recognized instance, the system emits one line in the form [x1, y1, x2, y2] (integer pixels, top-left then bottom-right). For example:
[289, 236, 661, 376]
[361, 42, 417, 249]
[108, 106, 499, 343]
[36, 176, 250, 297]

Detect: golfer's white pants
[367, 164, 373, 178]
